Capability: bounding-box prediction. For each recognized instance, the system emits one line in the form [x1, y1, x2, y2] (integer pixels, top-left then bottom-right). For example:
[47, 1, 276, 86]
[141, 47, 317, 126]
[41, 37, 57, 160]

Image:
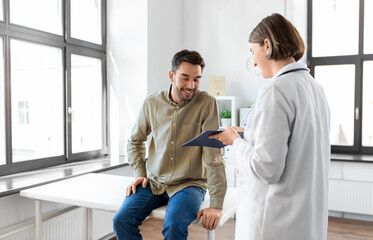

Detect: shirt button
[171, 157, 173, 160]
[165, 185, 168, 188]
[171, 141, 174, 144]
[172, 123, 175, 126]
[176, 106, 179, 109]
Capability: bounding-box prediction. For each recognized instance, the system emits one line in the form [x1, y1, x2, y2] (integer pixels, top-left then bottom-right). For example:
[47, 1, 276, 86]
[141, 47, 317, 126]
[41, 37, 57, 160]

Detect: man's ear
[169, 70, 174, 82]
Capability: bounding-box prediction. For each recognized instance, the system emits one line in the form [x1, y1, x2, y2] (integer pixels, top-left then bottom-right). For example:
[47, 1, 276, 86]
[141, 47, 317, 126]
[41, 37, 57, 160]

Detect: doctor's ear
[264, 39, 270, 55]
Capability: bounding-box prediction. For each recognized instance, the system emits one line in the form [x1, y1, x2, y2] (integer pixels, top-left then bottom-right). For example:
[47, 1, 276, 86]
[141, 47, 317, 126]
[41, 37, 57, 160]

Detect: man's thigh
[165, 186, 206, 223]
[115, 184, 168, 224]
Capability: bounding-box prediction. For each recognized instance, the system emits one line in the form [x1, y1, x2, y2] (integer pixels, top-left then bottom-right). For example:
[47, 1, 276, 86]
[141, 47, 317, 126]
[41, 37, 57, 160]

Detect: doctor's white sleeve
[230, 84, 294, 184]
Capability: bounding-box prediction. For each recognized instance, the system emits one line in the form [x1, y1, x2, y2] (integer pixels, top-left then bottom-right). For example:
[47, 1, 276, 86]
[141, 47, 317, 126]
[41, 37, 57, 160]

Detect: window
[0, 37, 5, 166]
[71, 54, 103, 154]
[0, 1, 107, 175]
[71, 0, 102, 44]
[308, 0, 373, 154]
[314, 65, 355, 146]
[11, 40, 64, 162]
[10, 0, 63, 35]
[18, 101, 29, 125]
[362, 61, 373, 147]
[0, 0, 3, 21]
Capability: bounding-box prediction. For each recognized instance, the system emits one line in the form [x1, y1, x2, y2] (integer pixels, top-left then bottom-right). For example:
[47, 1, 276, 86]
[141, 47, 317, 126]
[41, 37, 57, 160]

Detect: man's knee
[163, 210, 193, 232]
[113, 200, 138, 228]
[113, 209, 129, 229]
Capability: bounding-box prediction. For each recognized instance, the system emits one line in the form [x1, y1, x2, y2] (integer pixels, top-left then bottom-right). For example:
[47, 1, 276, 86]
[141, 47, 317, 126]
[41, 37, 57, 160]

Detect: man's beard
[176, 87, 195, 102]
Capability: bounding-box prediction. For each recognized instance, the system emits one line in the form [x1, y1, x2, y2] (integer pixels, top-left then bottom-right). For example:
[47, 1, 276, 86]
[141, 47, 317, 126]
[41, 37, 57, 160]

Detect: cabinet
[214, 96, 241, 128]
[214, 96, 242, 187]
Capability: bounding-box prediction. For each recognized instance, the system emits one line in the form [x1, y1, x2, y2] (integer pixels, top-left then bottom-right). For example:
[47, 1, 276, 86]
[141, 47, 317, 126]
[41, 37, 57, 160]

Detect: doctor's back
[232, 64, 331, 240]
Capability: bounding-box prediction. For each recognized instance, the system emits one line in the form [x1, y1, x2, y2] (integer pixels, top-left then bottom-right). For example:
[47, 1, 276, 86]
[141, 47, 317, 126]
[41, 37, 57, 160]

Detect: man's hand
[126, 177, 148, 197]
[195, 208, 223, 230]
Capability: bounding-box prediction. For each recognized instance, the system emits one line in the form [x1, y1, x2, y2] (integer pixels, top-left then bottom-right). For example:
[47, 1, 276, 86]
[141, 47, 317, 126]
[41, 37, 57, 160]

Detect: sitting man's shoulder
[195, 90, 216, 102]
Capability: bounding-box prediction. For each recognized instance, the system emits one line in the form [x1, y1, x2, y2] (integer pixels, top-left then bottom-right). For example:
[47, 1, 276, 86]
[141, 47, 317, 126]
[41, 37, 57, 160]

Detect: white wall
[107, 0, 148, 157]
[147, 0, 184, 94]
[108, 0, 185, 156]
[182, 0, 285, 106]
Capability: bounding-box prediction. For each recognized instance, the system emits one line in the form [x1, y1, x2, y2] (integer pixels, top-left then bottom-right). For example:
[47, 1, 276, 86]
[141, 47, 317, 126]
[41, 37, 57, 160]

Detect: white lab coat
[230, 62, 330, 240]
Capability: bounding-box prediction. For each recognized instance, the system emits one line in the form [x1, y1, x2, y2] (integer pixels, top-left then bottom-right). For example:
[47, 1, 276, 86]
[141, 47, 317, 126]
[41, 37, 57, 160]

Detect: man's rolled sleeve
[205, 151, 227, 209]
[203, 98, 227, 209]
[127, 98, 151, 179]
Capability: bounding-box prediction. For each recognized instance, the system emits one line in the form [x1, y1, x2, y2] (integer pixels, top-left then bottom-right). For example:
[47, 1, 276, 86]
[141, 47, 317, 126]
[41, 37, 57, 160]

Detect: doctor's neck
[268, 57, 296, 78]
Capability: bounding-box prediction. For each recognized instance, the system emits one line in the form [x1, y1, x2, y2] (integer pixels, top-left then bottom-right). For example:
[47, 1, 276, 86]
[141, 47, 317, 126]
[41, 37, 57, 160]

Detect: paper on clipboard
[180, 130, 244, 148]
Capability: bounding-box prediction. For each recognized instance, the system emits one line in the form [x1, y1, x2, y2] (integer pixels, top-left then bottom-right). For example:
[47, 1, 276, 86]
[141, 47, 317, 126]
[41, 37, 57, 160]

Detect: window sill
[331, 153, 373, 163]
[0, 156, 128, 197]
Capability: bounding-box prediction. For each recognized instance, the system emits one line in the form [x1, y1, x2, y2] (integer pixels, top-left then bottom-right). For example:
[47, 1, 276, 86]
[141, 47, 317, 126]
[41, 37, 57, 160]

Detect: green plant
[220, 109, 231, 119]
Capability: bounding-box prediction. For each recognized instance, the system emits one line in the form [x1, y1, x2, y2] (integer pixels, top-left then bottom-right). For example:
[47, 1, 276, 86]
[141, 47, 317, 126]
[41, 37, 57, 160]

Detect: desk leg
[207, 230, 215, 240]
[86, 208, 93, 240]
[34, 200, 42, 240]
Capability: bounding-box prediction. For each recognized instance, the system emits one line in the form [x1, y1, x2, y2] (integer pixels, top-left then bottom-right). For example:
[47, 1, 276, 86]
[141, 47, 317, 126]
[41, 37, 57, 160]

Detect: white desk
[20, 173, 237, 240]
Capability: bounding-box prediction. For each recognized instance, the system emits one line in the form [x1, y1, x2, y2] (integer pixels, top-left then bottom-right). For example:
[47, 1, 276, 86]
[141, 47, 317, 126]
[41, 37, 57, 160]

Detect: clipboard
[180, 130, 244, 148]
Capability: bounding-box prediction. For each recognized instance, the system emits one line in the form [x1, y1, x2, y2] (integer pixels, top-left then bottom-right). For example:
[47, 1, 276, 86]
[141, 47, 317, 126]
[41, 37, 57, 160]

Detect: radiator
[0, 208, 115, 240]
[329, 179, 373, 215]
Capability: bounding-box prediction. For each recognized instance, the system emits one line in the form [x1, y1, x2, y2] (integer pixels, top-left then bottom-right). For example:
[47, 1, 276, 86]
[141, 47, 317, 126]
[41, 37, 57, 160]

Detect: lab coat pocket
[236, 184, 266, 240]
[237, 172, 269, 204]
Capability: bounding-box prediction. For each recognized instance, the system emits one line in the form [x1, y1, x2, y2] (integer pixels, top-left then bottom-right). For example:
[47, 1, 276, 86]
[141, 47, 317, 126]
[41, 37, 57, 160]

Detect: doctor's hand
[209, 126, 241, 145]
[196, 208, 223, 230]
[126, 177, 148, 197]
[231, 126, 244, 132]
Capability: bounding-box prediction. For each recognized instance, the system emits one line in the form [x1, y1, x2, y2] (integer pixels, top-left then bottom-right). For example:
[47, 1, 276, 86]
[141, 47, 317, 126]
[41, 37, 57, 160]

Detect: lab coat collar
[272, 62, 309, 80]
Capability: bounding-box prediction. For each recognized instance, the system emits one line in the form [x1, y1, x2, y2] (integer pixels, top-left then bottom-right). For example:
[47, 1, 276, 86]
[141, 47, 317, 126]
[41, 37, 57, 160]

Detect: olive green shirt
[127, 86, 227, 209]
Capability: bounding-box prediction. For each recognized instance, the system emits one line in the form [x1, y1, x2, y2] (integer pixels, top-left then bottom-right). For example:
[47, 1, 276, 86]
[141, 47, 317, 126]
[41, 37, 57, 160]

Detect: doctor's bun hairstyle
[249, 13, 305, 62]
[171, 49, 205, 73]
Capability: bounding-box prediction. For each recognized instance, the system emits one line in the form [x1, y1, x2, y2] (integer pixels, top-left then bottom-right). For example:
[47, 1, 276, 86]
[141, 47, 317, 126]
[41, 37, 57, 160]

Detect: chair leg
[207, 229, 215, 240]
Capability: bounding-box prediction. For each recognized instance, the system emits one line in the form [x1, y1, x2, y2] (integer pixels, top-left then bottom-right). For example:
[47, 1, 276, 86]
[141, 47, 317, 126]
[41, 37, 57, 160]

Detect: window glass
[11, 39, 64, 162]
[312, 0, 359, 57]
[71, 0, 102, 44]
[18, 101, 29, 124]
[364, 0, 373, 54]
[0, 37, 5, 165]
[315, 65, 355, 146]
[10, 0, 62, 35]
[0, 0, 3, 21]
[71, 54, 102, 153]
[362, 61, 373, 146]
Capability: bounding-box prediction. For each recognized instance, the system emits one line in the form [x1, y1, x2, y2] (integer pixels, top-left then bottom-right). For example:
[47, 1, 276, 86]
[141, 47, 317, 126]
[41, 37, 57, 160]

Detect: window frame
[66, 46, 107, 161]
[307, 0, 373, 155]
[0, 0, 108, 176]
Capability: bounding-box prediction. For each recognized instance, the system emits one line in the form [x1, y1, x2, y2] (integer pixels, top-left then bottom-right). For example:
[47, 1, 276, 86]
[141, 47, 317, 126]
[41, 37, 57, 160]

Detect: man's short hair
[171, 49, 205, 73]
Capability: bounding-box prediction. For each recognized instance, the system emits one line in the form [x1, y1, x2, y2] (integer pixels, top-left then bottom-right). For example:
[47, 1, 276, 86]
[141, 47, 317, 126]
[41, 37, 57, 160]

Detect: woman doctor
[210, 13, 330, 240]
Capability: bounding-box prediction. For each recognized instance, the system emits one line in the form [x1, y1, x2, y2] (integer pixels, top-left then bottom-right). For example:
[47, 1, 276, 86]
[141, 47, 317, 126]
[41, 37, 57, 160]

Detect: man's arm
[127, 98, 151, 179]
[197, 97, 227, 230]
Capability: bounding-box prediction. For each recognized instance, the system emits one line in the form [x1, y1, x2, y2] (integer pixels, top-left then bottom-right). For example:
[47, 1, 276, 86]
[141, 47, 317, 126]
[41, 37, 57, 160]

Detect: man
[113, 49, 227, 240]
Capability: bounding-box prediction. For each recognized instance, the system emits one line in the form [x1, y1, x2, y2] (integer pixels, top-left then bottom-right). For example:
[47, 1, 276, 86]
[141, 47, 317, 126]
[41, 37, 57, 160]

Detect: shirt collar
[166, 84, 191, 107]
[272, 62, 309, 80]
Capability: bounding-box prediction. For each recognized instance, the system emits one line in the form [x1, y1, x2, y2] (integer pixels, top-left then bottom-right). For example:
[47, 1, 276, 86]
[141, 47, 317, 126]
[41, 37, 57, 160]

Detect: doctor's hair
[249, 13, 305, 62]
[171, 49, 205, 73]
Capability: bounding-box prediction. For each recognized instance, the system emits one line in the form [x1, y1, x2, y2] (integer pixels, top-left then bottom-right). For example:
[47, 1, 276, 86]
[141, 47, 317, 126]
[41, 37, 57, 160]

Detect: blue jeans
[113, 184, 206, 240]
